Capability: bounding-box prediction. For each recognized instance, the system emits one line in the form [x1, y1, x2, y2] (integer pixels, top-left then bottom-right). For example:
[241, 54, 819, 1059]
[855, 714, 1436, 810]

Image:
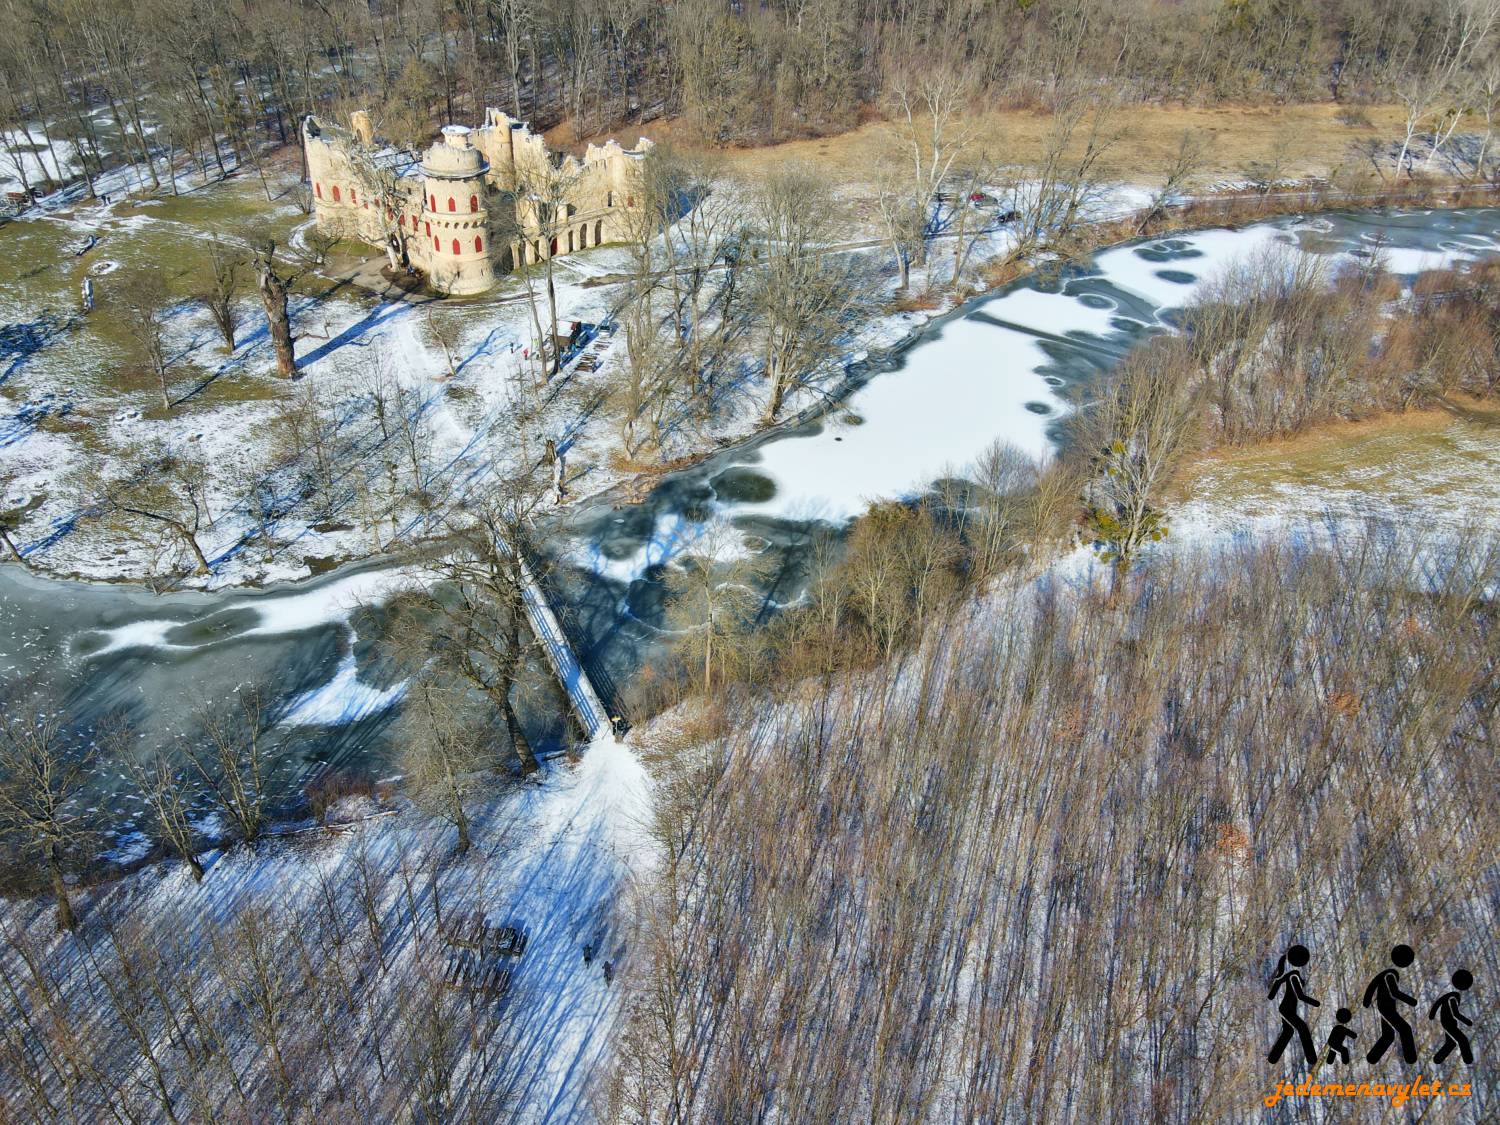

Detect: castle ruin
[302, 109, 652, 296]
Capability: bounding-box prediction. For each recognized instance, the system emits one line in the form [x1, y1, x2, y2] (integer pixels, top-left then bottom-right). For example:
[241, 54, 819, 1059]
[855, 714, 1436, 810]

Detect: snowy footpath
[4, 732, 655, 1122]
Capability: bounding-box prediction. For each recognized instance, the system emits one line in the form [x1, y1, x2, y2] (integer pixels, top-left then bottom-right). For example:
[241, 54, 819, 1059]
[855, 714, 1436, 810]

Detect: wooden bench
[443, 949, 512, 1000]
[443, 911, 527, 958]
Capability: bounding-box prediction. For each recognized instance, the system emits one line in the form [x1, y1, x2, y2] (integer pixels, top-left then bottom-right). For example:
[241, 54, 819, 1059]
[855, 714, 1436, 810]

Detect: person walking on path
[1363, 944, 1418, 1064]
[1268, 944, 1321, 1065]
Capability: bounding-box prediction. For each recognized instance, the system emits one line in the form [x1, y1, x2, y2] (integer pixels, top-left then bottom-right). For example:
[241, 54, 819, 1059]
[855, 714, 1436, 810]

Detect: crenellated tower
[421, 126, 495, 295]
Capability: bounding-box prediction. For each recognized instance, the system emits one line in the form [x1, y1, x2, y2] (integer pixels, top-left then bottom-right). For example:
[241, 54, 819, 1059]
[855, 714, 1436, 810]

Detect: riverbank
[7, 182, 1500, 601]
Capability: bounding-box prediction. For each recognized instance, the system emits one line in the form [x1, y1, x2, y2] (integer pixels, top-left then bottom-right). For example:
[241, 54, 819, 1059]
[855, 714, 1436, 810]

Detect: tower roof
[423, 126, 489, 181]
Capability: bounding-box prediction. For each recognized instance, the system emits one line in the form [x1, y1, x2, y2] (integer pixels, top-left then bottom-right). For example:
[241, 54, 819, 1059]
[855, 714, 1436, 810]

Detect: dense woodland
[617, 532, 1500, 1122]
[2, 0, 1500, 189]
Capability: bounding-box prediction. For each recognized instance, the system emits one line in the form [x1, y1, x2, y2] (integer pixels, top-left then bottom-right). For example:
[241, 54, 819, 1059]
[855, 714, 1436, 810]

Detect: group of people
[1268, 944, 1475, 1068]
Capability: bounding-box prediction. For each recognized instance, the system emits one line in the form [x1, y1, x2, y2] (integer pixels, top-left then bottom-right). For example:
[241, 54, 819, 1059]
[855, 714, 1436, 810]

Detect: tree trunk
[0, 527, 25, 566]
[504, 698, 539, 773]
[50, 857, 75, 931]
[546, 259, 561, 375]
[454, 800, 471, 853]
[763, 347, 786, 423]
[257, 263, 297, 377]
[176, 525, 211, 574]
[704, 618, 713, 691]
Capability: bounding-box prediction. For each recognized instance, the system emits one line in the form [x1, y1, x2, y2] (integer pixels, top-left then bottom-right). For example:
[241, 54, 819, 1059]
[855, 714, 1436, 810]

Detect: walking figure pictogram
[1363, 944, 1418, 1064]
[1267, 944, 1320, 1065]
[1324, 1007, 1357, 1065]
[1430, 970, 1475, 1065]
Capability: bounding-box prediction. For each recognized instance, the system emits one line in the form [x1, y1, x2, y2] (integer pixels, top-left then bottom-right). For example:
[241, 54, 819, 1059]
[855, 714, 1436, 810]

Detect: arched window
[434, 236, 441, 252]
[398, 214, 405, 227]
[430, 193, 437, 211]
[331, 185, 341, 202]
[475, 235, 483, 253]
[314, 182, 322, 199]
[550, 237, 558, 256]
[452, 238, 460, 255]
[606, 191, 613, 208]
[567, 231, 574, 253]
[350, 188, 357, 205]
[448, 197, 456, 212]
[425, 221, 431, 236]
[470, 194, 479, 212]
[594, 220, 603, 245]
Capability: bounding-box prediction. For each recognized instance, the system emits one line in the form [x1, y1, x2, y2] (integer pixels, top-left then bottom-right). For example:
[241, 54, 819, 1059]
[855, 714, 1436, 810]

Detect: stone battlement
[302, 111, 652, 295]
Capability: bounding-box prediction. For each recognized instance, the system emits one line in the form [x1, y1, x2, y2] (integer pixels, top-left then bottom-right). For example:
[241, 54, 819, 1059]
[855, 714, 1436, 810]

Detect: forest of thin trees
[2, 0, 1498, 198]
[613, 531, 1500, 1122]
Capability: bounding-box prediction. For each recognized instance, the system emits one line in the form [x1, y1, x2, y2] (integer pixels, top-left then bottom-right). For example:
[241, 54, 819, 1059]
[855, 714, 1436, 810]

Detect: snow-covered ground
[9, 162, 1500, 600]
[0, 729, 655, 1122]
[1171, 413, 1500, 546]
[566, 206, 1500, 588]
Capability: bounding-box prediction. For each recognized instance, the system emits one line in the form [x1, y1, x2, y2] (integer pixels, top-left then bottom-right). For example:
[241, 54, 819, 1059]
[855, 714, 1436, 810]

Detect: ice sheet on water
[87, 566, 420, 655]
[738, 320, 1064, 524]
[279, 649, 405, 727]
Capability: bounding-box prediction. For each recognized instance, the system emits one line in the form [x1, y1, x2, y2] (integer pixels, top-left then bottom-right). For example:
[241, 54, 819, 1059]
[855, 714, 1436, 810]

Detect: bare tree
[252, 240, 297, 378]
[198, 237, 243, 353]
[883, 61, 979, 272]
[183, 687, 272, 844]
[872, 158, 925, 293]
[747, 165, 866, 422]
[1076, 339, 1199, 596]
[1010, 96, 1118, 258]
[515, 156, 582, 377]
[398, 680, 494, 853]
[119, 730, 204, 882]
[661, 523, 773, 691]
[386, 474, 550, 773]
[1137, 130, 1210, 234]
[0, 692, 94, 930]
[120, 270, 176, 411]
[87, 443, 217, 575]
[213, 908, 298, 1117]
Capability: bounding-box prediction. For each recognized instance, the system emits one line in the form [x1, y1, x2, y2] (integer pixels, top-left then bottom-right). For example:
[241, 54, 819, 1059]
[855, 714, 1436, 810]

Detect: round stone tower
[421, 125, 494, 296]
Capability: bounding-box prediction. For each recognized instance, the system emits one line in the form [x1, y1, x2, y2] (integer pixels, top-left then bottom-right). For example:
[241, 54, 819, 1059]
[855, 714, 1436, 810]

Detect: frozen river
[6, 206, 1500, 842]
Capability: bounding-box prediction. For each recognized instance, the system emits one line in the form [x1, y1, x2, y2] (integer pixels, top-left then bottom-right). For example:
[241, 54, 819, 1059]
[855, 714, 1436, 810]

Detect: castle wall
[302, 111, 650, 294]
[304, 120, 387, 246]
